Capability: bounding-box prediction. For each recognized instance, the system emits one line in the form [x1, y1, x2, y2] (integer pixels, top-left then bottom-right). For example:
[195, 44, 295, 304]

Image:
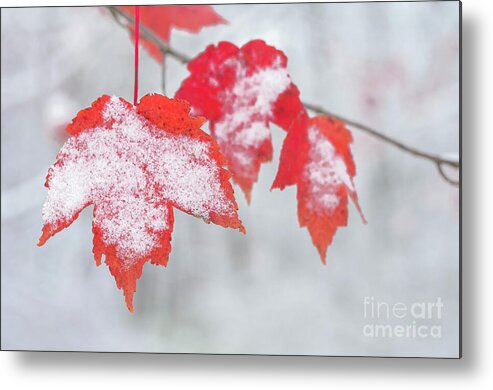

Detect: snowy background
[1, 2, 459, 357]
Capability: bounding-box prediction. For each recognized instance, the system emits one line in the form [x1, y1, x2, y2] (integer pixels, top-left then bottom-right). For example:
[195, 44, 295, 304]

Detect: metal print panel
[0, 1, 461, 358]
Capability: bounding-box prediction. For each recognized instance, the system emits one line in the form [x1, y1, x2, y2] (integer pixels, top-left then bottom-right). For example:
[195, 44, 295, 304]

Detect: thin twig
[436, 161, 460, 187]
[107, 6, 190, 64]
[303, 102, 460, 170]
[105, 5, 460, 185]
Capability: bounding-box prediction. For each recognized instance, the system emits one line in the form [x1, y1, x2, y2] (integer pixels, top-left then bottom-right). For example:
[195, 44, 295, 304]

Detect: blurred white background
[1, 2, 459, 358]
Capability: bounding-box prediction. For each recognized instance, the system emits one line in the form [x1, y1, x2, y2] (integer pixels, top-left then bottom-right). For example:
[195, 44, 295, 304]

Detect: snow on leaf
[38, 94, 244, 311]
[272, 115, 366, 263]
[176, 40, 305, 201]
[117, 5, 226, 62]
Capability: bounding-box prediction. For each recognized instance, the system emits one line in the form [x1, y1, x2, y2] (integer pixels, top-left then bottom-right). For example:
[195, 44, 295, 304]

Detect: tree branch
[105, 5, 460, 186]
[303, 102, 460, 173]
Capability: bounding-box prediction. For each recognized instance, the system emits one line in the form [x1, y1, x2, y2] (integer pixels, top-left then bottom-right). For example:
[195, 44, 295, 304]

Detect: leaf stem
[133, 5, 140, 106]
[161, 54, 167, 96]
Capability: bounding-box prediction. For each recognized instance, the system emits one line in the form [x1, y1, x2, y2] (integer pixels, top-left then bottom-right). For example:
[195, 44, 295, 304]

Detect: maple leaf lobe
[39, 94, 243, 311]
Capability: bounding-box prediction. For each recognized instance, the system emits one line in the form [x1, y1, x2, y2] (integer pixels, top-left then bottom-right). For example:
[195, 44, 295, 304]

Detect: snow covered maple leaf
[38, 94, 244, 311]
[117, 5, 226, 62]
[272, 115, 366, 263]
[175, 40, 305, 202]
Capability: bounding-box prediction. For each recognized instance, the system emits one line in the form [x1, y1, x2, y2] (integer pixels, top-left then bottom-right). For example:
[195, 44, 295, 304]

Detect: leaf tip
[349, 191, 367, 225]
[269, 180, 284, 192]
[122, 284, 136, 313]
[37, 225, 52, 247]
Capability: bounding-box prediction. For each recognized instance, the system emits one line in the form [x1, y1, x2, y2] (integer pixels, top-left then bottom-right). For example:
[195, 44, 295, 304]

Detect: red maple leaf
[176, 40, 305, 201]
[272, 115, 366, 263]
[38, 94, 244, 311]
[118, 5, 226, 62]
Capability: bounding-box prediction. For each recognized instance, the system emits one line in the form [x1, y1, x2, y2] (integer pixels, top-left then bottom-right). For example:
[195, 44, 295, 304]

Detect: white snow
[304, 125, 355, 211]
[212, 57, 292, 178]
[42, 96, 237, 265]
